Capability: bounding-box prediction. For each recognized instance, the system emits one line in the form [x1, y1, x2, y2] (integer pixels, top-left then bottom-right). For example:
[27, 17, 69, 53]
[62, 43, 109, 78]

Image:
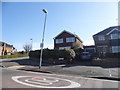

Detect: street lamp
[39, 9, 48, 69]
[30, 38, 33, 50]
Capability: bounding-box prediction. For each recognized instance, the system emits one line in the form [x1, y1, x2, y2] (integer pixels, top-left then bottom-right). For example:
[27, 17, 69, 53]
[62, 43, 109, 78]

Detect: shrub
[29, 49, 76, 64]
[29, 50, 40, 59]
[106, 53, 120, 58]
[73, 48, 83, 60]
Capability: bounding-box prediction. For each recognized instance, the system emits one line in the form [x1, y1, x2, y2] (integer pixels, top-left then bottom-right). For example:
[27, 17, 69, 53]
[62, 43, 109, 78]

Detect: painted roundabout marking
[12, 76, 81, 88]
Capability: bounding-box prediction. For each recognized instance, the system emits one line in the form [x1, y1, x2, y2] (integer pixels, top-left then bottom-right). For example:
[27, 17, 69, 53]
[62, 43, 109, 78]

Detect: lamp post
[39, 9, 48, 69]
[30, 38, 33, 50]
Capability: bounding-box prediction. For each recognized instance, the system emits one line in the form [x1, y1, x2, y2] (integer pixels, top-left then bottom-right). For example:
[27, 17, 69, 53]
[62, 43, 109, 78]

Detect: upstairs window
[55, 38, 63, 44]
[112, 46, 120, 53]
[98, 35, 105, 41]
[110, 33, 120, 39]
[66, 37, 75, 43]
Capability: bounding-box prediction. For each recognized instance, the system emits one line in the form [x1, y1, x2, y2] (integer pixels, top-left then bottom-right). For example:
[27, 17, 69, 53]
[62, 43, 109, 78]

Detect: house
[0, 41, 16, 56]
[93, 26, 120, 56]
[54, 30, 84, 50]
[84, 45, 96, 55]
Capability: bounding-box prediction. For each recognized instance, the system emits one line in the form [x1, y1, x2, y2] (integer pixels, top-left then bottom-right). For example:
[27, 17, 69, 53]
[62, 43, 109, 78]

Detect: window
[66, 37, 75, 43]
[112, 46, 120, 53]
[98, 35, 105, 41]
[110, 33, 120, 39]
[59, 46, 71, 50]
[55, 39, 63, 44]
[0, 43, 3, 46]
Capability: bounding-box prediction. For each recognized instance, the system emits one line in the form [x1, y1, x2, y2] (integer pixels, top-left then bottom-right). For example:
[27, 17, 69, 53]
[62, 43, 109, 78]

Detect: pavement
[0, 57, 119, 81]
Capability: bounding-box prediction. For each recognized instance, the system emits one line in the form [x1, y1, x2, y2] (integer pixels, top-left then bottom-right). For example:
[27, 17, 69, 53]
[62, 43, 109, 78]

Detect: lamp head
[43, 9, 48, 13]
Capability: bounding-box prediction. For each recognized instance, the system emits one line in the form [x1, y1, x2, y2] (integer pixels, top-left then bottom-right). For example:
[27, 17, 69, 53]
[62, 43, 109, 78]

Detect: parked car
[81, 52, 92, 60]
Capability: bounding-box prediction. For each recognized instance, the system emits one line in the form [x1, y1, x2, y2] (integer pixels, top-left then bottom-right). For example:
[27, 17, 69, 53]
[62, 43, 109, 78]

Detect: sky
[1, 1, 118, 51]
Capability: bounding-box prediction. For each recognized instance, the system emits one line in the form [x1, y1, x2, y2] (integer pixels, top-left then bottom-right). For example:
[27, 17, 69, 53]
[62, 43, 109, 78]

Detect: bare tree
[23, 43, 32, 53]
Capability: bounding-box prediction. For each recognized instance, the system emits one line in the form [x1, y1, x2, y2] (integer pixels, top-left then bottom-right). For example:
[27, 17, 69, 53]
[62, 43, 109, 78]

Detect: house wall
[54, 32, 74, 49]
[93, 35, 109, 46]
[0, 42, 14, 56]
[93, 35, 109, 54]
[0, 46, 2, 56]
[5, 47, 13, 52]
[54, 42, 73, 49]
[93, 29, 120, 54]
[54, 31, 83, 49]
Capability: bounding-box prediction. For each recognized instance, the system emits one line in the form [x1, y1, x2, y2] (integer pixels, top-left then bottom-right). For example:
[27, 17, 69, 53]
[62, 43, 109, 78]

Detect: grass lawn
[0, 54, 28, 59]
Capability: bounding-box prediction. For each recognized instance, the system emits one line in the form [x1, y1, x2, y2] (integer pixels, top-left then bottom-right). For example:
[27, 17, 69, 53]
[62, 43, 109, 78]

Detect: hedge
[29, 49, 76, 64]
[105, 53, 120, 58]
[73, 48, 83, 60]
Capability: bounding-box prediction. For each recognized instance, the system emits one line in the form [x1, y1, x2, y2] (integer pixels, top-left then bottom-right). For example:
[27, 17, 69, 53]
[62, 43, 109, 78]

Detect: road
[1, 68, 119, 88]
[1, 57, 119, 78]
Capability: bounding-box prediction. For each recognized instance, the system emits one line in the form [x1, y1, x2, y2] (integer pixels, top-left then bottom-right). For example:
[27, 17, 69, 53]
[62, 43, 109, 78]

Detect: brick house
[93, 26, 120, 56]
[54, 30, 83, 50]
[0, 41, 16, 56]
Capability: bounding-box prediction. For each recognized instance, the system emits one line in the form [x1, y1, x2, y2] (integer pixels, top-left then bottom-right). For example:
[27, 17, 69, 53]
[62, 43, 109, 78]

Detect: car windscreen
[82, 53, 90, 56]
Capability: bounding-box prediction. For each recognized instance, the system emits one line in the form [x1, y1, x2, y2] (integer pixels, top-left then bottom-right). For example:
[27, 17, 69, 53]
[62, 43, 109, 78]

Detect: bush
[105, 53, 120, 58]
[29, 49, 76, 64]
[73, 48, 83, 60]
[29, 50, 40, 59]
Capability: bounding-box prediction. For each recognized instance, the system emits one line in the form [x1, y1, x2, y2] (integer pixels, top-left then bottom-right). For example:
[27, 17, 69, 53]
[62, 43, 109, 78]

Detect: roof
[0, 41, 13, 48]
[54, 30, 83, 43]
[93, 26, 120, 36]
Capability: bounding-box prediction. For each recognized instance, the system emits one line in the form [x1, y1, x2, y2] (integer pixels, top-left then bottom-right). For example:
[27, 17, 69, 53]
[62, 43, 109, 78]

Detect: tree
[23, 43, 32, 53]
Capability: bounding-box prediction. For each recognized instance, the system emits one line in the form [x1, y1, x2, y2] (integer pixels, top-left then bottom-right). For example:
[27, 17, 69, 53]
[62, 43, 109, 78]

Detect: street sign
[40, 43, 44, 48]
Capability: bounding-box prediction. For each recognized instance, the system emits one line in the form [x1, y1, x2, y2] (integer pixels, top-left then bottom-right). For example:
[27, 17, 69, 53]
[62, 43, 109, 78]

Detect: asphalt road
[1, 68, 119, 88]
[1, 57, 119, 78]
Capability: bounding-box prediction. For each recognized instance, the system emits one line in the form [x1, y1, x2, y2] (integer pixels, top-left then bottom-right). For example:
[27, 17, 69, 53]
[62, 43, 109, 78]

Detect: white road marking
[109, 69, 112, 77]
[25, 79, 53, 85]
[7, 66, 25, 69]
[25, 77, 59, 85]
[4, 68, 118, 82]
[12, 76, 81, 88]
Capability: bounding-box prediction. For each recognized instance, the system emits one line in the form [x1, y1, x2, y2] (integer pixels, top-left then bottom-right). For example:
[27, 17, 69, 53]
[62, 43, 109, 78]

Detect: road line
[109, 68, 112, 77]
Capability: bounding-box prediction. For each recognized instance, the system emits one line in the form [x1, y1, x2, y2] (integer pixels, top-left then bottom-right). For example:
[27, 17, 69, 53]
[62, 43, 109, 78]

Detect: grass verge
[0, 54, 28, 59]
